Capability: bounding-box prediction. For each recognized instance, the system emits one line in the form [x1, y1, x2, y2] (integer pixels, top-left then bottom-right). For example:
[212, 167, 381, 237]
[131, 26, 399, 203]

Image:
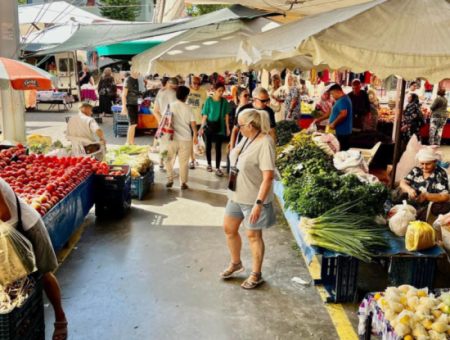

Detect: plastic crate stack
[0, 274, 45, 340]
[94, 164, 131, 218]
[131, 163, 155, 201]
[112, 106, 128, 137]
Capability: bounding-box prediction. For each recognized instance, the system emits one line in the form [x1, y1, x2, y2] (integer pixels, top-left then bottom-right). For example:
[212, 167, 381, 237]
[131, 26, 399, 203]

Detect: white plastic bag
[432, 212, 450, 241]
[312, 132, 340, 156]
[333, 150, 369, 176]
[304, 122, 317, 135]
[194, 135, 206, 156]
[0, 220, 37, 286]
[389, 200, 416, 236]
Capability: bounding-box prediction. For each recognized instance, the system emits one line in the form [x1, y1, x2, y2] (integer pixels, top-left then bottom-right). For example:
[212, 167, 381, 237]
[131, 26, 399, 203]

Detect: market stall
[274, 132, 445, 303]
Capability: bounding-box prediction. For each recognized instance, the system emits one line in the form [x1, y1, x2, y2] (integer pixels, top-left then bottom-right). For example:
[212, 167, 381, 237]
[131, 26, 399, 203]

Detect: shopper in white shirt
[0, 178, 68, 340]
[153, 77, 179, 171]
[165, 86, 199, 189]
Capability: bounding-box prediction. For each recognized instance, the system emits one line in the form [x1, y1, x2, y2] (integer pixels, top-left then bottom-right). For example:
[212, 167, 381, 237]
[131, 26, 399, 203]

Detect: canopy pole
[73, 51, 81, 102]
[237, 70, 241, 87]
[390, 79, 407, 189]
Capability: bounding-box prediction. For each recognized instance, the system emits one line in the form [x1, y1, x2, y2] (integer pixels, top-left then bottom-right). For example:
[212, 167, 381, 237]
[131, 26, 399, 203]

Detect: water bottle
[384, 200, 392, 219]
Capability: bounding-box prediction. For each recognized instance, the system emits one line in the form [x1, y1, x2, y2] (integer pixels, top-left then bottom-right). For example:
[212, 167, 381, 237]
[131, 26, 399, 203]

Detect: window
[58, 58, 74, 72]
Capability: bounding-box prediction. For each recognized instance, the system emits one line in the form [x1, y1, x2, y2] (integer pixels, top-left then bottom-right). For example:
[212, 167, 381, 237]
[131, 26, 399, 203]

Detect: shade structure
[238, 0, 450, 83]
[132, 18, 281, 76]
[31, 5, 280, 57]
[0, 58, 57, 91]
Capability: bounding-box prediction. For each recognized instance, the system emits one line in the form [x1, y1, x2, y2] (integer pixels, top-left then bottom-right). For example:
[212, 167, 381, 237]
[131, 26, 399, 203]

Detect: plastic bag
[303, 123, 317, 135]
[194, 136, 206, 156]
[333, 150, 369, 176]
[0, 220, 37, 286]
[388, 204, 417, 220]
[389, 201, 416, 236]
[432, 212, 450, 241]
[312, 132, 340, 156]
[405, 221, 436, 251]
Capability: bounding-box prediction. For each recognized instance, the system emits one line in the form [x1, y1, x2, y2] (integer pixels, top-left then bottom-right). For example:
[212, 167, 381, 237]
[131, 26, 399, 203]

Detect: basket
[131, 165, 154, 201]
[114, 111, 129, 123]
[94, 165, 131, 190]
[0, 274, 45, 340]
[95, 192, 131, 218]
[114, 124, 129, 137]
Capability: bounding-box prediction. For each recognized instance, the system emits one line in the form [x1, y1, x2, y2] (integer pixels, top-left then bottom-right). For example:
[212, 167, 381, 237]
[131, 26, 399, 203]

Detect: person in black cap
[348, 79, 370, 130]
[315, 84, 353, 151]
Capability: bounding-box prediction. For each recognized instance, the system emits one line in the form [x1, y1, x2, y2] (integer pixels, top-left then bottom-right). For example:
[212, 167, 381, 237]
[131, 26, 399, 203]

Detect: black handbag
[205, 98, 223, 134]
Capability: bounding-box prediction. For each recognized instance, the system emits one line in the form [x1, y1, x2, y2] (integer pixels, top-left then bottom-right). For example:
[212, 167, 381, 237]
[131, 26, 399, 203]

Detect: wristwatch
[255, 199, 263, 206]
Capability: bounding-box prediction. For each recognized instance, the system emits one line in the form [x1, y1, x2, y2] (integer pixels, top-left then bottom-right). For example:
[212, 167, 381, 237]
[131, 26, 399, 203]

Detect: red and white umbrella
[0, 57, 57, 91]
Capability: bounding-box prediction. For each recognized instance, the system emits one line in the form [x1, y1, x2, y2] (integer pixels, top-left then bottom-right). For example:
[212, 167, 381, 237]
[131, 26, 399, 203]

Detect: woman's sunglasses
[255, 97, 270, 103]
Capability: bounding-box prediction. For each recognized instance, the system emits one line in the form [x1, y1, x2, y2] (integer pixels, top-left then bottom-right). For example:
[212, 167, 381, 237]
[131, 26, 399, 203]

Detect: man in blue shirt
[315, 83, 353, 150]
[78, 65, 94, 87]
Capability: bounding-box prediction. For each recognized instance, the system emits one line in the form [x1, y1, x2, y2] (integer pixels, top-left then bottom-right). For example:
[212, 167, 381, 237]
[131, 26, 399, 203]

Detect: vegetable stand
[43, 174, 94, 253]
[274, 178, 445, 304]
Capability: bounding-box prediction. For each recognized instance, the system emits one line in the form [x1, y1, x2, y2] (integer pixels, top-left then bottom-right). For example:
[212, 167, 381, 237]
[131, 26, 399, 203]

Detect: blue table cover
[274, 179, 444, 265]
[43, 174, 94, 253]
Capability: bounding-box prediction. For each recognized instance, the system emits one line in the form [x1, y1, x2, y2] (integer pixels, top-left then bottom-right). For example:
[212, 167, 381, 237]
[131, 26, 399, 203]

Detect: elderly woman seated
[394, 148, 450, 221]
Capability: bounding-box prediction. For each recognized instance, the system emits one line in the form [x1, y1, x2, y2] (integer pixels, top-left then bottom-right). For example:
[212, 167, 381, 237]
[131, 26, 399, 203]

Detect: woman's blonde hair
[287, 73, 300, 88]
[103, 67, 112, 77]
[239, 109, 271, 133]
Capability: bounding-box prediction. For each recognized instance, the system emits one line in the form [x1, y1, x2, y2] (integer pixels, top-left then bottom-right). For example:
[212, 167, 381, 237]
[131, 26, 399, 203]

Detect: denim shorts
[225, 200, 276, 230]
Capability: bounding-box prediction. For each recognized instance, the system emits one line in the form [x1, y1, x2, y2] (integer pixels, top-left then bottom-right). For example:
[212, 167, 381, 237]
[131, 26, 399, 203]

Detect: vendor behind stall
[394, 148, 450, 221]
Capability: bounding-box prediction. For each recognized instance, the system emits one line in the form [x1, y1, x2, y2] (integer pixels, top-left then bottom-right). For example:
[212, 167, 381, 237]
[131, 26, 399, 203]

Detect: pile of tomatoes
[93, 162, 124, 176]
[0, 145, 105, 216]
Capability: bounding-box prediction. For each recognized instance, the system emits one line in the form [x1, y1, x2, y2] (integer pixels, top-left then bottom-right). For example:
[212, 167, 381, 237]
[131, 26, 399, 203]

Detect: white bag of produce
[389, 200, 416, 236]
[333, 150, 369, 176]
[304, 122, 317, 135]
[312, 132, 340, 156]
[194, 136, 206, 156]
[0, 220, 37, 286]
[432, 212, 450, 241]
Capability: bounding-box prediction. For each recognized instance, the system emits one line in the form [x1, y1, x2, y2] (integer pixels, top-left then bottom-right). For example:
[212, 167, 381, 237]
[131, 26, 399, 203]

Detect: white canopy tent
[187, 0, 374, 16]
[19, 2, 115, 25]
[237, 0, 450, 187]
[132, 17, 281, 76]
[238, 0, 450, 84]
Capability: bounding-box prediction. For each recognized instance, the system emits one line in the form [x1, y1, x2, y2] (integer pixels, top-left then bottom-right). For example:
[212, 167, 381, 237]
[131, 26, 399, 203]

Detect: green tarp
[95, 41, 163, 60]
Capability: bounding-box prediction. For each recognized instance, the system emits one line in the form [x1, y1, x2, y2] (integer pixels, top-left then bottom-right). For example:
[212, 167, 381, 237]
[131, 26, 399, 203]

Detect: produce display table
[43, 174, 94, 254]
[274, 179, 445, 303]
[35, 91, 71, 112]
[81, 89, 98, 102]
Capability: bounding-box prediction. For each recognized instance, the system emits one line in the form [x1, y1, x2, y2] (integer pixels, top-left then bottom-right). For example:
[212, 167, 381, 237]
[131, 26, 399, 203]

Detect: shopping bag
[333, 150, 369, 175]
[312, 132, 340, 156]
[194, 136, 206, 156]
[155, 104, 174, 141]
[0, 220, 37, 286]
[303, 122, 317, 135]
[389, 201, 416, 236]
[405, 221, 435, 251]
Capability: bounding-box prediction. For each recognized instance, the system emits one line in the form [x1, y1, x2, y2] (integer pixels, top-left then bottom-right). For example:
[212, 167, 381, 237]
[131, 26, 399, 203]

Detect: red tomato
[46, 184, 56, 192]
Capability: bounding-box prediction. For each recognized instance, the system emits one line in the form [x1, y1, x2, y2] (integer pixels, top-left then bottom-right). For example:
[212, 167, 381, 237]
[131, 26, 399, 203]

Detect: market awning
[186, 0, 375, 16]
[30, 5, 281, 57]
[19, 1, 116, 24]
[95, 32, 183, 60]
[238, 0, 450, 83]
[132, 18, 281, 76]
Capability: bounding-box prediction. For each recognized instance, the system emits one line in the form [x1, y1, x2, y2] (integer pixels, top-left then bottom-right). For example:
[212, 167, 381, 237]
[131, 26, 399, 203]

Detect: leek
[300, 200, 388, 262]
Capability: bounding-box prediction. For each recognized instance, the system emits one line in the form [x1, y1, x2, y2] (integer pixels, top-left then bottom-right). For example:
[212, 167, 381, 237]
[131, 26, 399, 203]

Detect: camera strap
[234, 131, 261, 168]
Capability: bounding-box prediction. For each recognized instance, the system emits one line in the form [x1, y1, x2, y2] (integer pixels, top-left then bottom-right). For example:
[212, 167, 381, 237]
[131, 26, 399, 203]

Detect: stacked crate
[112, 106, 129, 137]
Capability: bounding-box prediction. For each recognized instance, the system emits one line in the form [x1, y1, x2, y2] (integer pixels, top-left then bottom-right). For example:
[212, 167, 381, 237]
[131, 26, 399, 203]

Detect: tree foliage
[99, 0, 141, 22]
[186, 5, 230, 17]
[18, 0, 27, 4]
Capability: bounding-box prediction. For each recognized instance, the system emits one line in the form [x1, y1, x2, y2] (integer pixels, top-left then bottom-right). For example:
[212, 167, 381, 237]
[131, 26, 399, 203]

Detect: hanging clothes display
[364, 72, 372, 84]
[310, 69, 317, 85]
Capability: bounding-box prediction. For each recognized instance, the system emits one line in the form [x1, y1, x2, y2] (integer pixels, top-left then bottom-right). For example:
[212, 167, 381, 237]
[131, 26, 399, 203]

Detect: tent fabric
[132, 18, 279, 76]
[21, 23, 79, 52]
[187, 0, 375, 16]
[19, 2, 114, 25]
[238, 0, 450, 83]
[31, 5, 280, 57]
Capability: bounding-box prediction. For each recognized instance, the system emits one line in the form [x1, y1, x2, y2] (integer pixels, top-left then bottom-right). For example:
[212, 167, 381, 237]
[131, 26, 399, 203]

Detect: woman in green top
[199, 83, 230, 177]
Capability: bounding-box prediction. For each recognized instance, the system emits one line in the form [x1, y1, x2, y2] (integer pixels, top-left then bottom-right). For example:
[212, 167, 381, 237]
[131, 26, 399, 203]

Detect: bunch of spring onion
[300, 200, 388, 262]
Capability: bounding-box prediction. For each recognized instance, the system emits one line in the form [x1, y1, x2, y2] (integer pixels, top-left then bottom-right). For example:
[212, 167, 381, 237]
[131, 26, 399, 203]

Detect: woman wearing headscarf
[394, 148, 450, 222]
[365, 89, 379, 131]
[401, 93, 425, 142]
[97, 67, 116, 117]
[269, 74, 286, 122]
[284, 74, 301, 121]
[314, 87, 335, 126]
[429, 87, 448, 147]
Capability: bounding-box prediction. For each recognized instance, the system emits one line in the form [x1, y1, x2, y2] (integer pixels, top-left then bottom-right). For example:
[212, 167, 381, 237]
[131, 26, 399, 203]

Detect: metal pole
[390, 79, 407, 188]
[73, 51, 81, 102]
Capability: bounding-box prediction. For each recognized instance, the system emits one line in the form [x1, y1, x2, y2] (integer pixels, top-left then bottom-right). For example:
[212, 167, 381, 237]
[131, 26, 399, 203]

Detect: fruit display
[0, 145, 100, 217]
[378, 106, 436, 123]
[105, 146, 152, 178]
[375, 285, 450, 339]
[301, 101, 314, 114]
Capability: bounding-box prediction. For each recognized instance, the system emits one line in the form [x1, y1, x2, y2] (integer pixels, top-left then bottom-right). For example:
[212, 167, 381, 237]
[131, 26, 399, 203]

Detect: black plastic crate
[0, 274, 45, 340]
[131, 166, 154, 201]
[96, 192, 131, 218]
[94, 165, 131, 190]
